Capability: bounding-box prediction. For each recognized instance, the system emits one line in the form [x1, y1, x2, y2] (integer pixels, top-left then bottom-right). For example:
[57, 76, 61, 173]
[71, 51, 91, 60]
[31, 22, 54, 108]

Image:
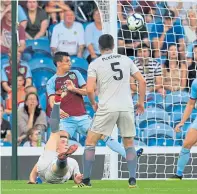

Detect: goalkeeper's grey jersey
[88, 53, 139, 112]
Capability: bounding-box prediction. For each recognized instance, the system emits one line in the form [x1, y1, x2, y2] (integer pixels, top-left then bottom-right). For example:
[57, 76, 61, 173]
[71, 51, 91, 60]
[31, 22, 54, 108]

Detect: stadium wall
[1, 147, 197, 180]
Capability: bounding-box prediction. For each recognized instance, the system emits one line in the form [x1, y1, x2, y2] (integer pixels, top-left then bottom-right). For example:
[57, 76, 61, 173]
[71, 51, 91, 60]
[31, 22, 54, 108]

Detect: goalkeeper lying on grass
[28, 93, 143, 184]
[28, 94, 82, 184]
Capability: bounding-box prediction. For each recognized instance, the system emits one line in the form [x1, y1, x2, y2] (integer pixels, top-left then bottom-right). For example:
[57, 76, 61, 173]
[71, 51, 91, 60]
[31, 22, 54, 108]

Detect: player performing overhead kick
[74, 34, 146, 188]
[170, 78, 197, 180]
[46, 51, 143, 160]
[28, 94, 83, 184]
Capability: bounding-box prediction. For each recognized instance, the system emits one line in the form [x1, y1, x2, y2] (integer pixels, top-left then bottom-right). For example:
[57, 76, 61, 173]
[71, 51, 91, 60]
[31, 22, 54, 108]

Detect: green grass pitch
[1, 180, 197, 194]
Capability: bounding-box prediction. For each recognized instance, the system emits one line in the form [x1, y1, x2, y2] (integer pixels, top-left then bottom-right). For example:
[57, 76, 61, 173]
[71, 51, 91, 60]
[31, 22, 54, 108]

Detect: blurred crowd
[0, 0, 197, 147]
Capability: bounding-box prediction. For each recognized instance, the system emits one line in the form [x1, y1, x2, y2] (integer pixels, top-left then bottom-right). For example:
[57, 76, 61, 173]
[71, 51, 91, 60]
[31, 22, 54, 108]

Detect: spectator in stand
[0, 104, 11, 143]
[45, 0, 71, 24]
[25, 85, 37, 95]
[117, 0, 136, 25]
[84, 8, 102, 63]
[151, 10, 185, 60]
[18, 86, 38, 109]
[5, 74, 26, 115]
[1, 51, 32, 94]
[166, 1, 197, 25]
[184, 9, 197, 46]
[118, 17, 149, 56]
[131, 44, 165, 96]
[135, 1, 157, 16]
[73, 1, 97, 23]
[0, 0, 27, 29]
[187, 45, 197, 90]
[18, 92, 47, 144]
[24, 0, 48, 40]
[23, 127, 45, 147]
[186, 40, 197, 66]
[0, 9, 26, 54]
[162, 44, 187, 92]
[50, 10, 85, 57]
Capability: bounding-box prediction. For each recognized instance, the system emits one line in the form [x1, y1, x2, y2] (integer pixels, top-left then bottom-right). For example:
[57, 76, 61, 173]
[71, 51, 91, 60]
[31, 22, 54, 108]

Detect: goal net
[95, 0, 197, 179]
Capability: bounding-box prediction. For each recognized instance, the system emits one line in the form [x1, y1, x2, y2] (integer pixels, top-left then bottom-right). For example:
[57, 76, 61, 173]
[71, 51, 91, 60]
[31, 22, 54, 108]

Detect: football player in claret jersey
[28, 94, 82, 184]
[75, 34, 146, 188]
[170, 79, 197, 180]
[46, 52, 143, 159]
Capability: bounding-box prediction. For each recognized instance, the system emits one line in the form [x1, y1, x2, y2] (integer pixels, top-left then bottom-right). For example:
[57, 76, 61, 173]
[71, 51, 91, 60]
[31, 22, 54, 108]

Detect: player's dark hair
[53, 52, 70, 66]
[24, 92, 42, 125]
[99, 34, 114, 51]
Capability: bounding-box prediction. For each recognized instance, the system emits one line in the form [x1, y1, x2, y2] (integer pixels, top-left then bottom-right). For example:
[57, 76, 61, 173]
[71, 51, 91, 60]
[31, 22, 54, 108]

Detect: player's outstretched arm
[28, 164, 38, 184]
[175, 99, 196, 132]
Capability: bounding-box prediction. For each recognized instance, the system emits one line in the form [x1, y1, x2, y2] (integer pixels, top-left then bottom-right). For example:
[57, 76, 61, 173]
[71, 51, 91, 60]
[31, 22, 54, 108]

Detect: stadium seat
[117, 21, 121, 29]
[170, 107, 197, 128]
[142, 123, 174, 138]
[82, 22, 91, 29]
[79, 135, 86, 146]
[155, 56, 167, 65]
[145, 135, 174, 146]
[26, 38, 51, 55]
[85, 104, 94, 118]
[83, 96, 98, 118]
[97, 140, 106, 146]
[0, 140, 11, 147]
[129, 56, 135, 61]
[165, 91, 189, 112]
[69, 140, 82, 147]
[170, 105, 186, 126]
[48, 23, 57, 39]
[133, 93, 164, 109]
[39, 92, 47, 111]
[32, 69, 55, 91]
[0, 96, 5, 107]
[79, 133, 105, 146]
[134, 138, 147, 146]
[2, 113, 9, 121]
[71, 56, 89, 72]
[1, 54, 9, 67]
[28, 54, 56, 72]
[143, 123, 174, 146]
[71, 56, 89, 81]
[136, 107, 169, 129]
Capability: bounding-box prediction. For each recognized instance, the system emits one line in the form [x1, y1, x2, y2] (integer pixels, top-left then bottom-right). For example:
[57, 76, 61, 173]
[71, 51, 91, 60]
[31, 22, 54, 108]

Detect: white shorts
[37, 150, 67, 184]
[90, 111, 136, 137]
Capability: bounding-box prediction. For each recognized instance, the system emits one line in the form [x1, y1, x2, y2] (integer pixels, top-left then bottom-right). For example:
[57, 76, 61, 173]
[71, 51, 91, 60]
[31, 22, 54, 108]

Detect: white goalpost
[93, 0, 197, 180]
